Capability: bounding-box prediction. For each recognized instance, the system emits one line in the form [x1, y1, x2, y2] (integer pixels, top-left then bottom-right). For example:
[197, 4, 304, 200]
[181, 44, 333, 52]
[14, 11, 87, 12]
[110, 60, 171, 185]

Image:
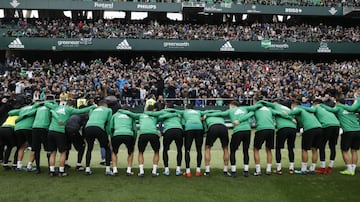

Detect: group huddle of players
[0, 95, 359, 177]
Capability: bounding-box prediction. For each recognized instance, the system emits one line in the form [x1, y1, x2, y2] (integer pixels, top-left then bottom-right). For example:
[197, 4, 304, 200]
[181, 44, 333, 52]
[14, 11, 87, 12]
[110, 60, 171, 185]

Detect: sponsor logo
[58, 40, 80, 47]
[94, 107, 104, 111]
[234, 109, 245, 115]
[118, 114, 129, 119]
[8, 38, 24, 49]
[94, 2, 114, 9]
[261, 40, 272, 48]
[188, 110, 199, 114]
[10, 0, 20, 8]
[328, 7, 337, 15]
[116, 39, 132, 50]
[343, 110, 352, 115]
[79, 38, 92, 45]
[261, 40, 289, 50]
[220, 41, 234, 52]
[246, 5, 261, 13]
[137, 4, 157, 10]
[57, 38, 92, 47]
[204, 6, 223, 12]
[317, 42, 331, 53]
[285, 8, 302, 13]
[56, 107, 66, 115]
[163, 42, 190, 49]
[280, 105, 290, 111]
[259, 106, 270, 111]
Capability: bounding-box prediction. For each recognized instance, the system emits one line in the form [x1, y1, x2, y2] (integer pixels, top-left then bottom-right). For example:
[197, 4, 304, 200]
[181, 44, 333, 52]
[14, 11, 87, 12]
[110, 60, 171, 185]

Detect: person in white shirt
[139, 84, 147, 106]
[158, 55, 166, 68]
[15, 81, 25, 94]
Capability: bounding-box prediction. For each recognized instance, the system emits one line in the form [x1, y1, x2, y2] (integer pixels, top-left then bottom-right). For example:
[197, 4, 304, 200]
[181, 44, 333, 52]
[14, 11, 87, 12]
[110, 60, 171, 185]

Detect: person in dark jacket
[0, 95, 13, 163]
[65, 109, 89, 171]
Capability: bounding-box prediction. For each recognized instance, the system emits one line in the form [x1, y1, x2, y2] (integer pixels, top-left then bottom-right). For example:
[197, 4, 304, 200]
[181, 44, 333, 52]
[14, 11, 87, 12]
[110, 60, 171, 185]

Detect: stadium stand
[0, 0, 359, 109]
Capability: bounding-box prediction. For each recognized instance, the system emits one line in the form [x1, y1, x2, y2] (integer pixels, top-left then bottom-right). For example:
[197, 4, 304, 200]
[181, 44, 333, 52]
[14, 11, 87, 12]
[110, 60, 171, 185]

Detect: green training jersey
[48, 104, 95, 133]
[259, 101, 296, 129]
[109, 111, 137, 138]
[337, 97, 360, 113]
[118, 110, 159, 135]
[158, 110, 183, 133]
[85, 106, 113, 135]
[288, 106, 321, 132]
[254, 106, 275, 131]
[181, 109, 203, 131]
[206, 107, 255, 133]
[301, 105, 340, 128]
[33, 102, 58, 129]
[9, 103, 39, 131]
[325, 104, 360, 132]
[204, 116, 225, 128]
[138, 114, 158, 135]
[203, 110, 225, 133]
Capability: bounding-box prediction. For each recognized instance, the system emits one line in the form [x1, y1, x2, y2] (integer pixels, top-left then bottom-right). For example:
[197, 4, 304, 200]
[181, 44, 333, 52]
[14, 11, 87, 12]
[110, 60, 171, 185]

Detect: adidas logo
[8, 38, 24, 49]
[220, 41, 234, 52]
[116, 39, 132, 50]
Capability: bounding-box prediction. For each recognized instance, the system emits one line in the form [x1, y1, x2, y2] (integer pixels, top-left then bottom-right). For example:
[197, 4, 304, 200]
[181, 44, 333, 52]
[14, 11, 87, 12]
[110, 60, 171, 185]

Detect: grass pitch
[0, 131, 359, 202]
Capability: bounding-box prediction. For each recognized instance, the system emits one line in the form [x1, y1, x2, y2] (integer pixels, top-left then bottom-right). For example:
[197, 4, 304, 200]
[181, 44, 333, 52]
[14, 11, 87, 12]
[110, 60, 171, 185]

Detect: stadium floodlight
[0, 9, 4, 18]
[167, 13, 183, 21]
[277, 15, 284, 22]
[287, 16, 291, 20]
[242, 14, 247, 21]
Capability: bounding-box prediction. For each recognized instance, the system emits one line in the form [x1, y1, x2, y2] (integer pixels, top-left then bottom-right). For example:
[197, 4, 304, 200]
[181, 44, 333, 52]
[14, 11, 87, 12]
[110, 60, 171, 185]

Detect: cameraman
[0, 94, 14, 163]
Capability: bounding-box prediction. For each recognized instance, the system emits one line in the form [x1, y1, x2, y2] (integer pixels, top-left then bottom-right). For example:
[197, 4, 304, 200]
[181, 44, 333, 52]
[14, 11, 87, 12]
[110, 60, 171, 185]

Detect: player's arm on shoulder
[270, 108, 292, 120]
[237, 111, 254, 122]
[50, 109, 60, 120]
[205, 110, 228, 118]
[8, 109, 20, 116]
[287, 108, 300, 116]
[18, 108, 37, 122]
[299, 106, 316, 113]
[44, 102, 58, 110]
[144, 110, 163, 117]
[159, 112, 177, 120]
[72, 105, 96, 114]
[257, 100, 276, 108]
[320, 104, 338, 113]
[337, 103, 359, 112]
[245, 102, 262, 111]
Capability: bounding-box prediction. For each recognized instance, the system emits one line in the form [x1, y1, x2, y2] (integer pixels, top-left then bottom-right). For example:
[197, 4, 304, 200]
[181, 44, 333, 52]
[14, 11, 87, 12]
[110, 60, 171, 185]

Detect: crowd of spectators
[0, 55, 359, 108]
[2, 19, 360, 43]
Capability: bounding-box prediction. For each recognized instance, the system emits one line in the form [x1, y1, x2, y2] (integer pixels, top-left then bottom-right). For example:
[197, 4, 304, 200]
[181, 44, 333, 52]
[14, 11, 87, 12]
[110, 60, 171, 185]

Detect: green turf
[0, 131, 359, 202]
